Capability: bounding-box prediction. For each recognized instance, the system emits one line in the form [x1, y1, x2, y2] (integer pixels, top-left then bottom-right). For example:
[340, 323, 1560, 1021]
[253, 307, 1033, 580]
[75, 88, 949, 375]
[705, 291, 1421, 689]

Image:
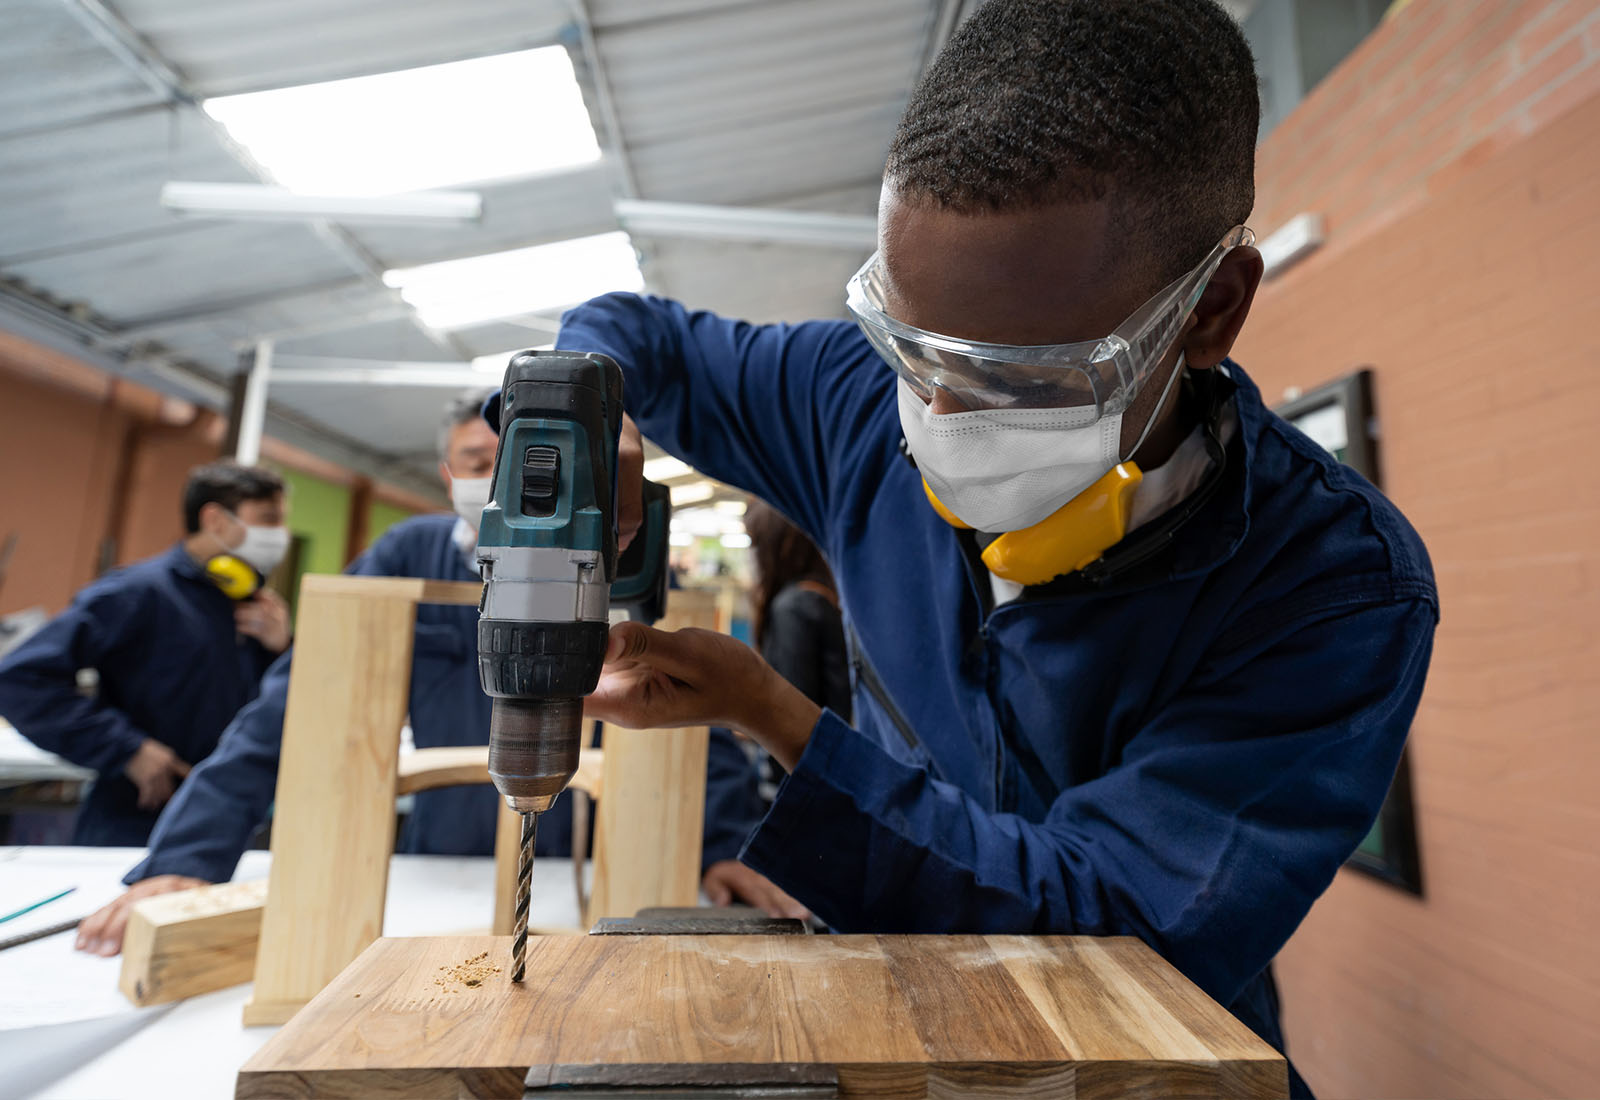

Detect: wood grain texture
[585, 723, 707, 924]
[242, 578, 419, 1026]
[395, 746, 489, 795]
[118, 879, 267, 1006]
[293, 574, 480, 606]
[491, 799, 520, 938]
[237, 935, 1286, 1099]
[578, 584, 719, 925]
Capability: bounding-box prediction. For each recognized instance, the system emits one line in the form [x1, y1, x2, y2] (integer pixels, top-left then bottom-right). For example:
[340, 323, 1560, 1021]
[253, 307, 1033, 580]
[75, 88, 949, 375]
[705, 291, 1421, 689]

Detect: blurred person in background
[745, 497, 851, 725]
[0, 462, 290, 846]
[735, 498, 851, 808]
[73, 390, 789, 955]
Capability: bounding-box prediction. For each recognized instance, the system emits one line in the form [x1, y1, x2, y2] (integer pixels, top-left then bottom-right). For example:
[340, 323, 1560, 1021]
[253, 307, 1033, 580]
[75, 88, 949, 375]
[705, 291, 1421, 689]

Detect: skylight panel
[204, 47, 600, 196]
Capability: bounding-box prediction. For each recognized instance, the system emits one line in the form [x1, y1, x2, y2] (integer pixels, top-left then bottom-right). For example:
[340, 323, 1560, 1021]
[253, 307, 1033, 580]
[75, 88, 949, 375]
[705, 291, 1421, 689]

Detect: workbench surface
[1, 848, 580, 1100]
[240, 933, 1286, 1099]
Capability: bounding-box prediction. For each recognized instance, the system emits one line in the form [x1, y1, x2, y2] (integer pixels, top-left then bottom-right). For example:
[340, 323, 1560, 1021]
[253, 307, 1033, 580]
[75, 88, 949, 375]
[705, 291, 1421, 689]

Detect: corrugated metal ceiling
[111, 0, 573, 96]
[0, 0, 950, 486]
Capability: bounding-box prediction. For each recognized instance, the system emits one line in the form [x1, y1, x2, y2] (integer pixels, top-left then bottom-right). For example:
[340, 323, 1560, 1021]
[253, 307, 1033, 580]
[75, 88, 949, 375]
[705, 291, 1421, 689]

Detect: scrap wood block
[119, 878, 269, 1007]
[236, 934, 1287, 1099]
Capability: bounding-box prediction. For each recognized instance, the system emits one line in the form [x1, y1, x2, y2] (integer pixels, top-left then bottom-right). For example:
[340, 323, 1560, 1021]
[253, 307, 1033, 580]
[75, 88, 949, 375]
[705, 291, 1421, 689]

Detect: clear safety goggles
[846, 225, 1254, 414]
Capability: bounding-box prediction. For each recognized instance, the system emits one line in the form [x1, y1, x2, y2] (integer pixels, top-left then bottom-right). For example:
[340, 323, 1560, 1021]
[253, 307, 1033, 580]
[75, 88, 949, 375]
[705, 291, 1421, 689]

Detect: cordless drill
[476, 350, 668, 980]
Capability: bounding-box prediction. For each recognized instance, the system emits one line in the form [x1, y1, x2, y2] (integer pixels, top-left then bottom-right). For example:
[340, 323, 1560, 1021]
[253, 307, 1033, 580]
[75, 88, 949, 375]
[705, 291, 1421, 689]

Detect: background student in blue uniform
[74, 391, 799, 955]
[0, 462, 291, 846]
[545, 3, 1438, 1095]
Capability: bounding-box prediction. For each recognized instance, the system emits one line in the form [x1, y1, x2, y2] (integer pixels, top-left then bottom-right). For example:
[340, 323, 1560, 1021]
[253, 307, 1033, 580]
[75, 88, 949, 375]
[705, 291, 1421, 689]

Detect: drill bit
[511, 811, 536, 982]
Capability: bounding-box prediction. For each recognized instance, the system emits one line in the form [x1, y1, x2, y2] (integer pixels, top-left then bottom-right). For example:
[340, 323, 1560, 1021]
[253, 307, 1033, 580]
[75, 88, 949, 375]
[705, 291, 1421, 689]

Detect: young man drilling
[561, 3, 1437, 1095]
[74, 392, 796, 955]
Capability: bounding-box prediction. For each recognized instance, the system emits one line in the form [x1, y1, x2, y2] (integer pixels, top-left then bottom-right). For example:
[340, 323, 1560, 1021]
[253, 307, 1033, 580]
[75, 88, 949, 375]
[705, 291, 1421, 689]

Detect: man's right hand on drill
[75, 875, 208, 956]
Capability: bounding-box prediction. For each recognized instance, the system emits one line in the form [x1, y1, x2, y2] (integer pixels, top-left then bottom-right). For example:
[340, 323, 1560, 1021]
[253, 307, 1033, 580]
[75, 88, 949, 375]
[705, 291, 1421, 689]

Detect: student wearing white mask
[0, 462, 291, 845]
[72, 391, 794, 956]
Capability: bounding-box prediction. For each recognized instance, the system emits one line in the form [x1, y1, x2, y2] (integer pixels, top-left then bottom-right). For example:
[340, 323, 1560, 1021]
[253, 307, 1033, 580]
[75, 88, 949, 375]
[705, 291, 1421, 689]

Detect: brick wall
[1233, 3, 1600, 1095]
[1252, 0, 1600, 260]
[0, 339, 435, 617]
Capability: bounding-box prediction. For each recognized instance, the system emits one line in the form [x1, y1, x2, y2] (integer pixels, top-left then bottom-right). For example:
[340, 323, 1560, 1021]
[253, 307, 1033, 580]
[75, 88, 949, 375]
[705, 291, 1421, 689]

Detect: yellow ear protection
[924, 465, 1145, 586]
[204, 554, 262, 600]
[916, 370, 1229, 588]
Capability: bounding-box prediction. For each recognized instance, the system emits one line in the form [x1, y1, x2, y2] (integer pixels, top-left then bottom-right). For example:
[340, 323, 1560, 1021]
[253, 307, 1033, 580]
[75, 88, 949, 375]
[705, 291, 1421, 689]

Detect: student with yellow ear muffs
[0, 461, 291, 846]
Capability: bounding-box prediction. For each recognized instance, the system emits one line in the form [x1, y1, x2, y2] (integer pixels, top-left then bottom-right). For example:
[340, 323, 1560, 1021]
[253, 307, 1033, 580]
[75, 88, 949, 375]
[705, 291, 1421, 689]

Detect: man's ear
[1182, 246, 1263, 369]
[198, 500, 231, 536]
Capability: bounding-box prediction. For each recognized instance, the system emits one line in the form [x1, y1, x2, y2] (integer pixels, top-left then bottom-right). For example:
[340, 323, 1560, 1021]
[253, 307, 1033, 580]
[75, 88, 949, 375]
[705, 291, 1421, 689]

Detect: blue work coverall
[0, 545, 277, 845]
[127, 515, 764, 884]
[554, 293, 1440, 1088]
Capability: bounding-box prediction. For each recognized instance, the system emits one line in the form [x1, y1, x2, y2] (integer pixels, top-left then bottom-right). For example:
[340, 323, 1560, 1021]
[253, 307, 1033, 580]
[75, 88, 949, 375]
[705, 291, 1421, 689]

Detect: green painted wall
[367, 499, 417, 548]
[279, 468, 351, 577]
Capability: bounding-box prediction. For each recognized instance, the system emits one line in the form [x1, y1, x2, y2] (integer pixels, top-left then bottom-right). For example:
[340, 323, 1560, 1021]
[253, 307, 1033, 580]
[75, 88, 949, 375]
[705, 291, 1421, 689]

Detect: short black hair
[182, 461, 285, 533]
[437, 388, 498, 463]
[885, 0, 1258, 282]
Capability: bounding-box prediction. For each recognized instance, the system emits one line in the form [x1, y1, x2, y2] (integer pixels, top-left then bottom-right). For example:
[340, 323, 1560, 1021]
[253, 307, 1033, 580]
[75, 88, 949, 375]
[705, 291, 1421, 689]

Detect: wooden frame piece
[238, 574, 711, 1026]
[118, 879, 268, 1006]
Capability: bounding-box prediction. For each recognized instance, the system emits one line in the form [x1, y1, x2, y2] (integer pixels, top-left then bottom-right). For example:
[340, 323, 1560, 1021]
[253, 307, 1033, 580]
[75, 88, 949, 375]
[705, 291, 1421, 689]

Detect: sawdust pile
[433, 951, 502, 992]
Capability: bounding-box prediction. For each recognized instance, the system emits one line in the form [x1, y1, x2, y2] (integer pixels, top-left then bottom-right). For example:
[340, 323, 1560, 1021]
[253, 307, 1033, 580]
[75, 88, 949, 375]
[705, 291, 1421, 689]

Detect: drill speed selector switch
[519, 445, 561, 517]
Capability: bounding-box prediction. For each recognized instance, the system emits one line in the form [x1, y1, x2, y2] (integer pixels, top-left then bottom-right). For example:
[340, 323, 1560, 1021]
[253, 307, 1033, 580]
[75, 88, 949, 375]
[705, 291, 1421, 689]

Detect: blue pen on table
[0, 886, 76, 924]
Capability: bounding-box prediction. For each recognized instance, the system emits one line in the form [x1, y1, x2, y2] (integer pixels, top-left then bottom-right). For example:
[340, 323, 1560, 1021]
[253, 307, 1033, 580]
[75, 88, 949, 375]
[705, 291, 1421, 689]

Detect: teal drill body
[477, 351, 624, 817]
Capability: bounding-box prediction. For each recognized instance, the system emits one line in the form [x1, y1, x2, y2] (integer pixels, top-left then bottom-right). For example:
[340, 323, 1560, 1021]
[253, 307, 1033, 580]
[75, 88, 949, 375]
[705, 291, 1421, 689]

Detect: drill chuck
[488, 697, 584, 814]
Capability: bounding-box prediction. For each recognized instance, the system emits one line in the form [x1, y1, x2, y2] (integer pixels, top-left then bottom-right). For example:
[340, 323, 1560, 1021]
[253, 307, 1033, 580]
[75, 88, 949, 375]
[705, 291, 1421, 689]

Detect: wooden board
[286, 575, 480, 605]
[237, 934, 1286, 1099]
[242, 576, 419, 1026]
[585, 723, 707, 924]
[118, 879, 267, 1006]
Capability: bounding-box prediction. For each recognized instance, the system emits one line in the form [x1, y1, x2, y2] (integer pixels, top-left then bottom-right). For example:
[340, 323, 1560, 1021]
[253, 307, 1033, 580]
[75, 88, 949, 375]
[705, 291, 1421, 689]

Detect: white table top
[0, 721, 93, 786]
[0, 845, 583, 1100]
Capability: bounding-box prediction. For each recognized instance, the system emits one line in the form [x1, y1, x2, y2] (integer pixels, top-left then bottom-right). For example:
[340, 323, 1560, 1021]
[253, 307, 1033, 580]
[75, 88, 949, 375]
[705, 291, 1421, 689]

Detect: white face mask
[216, 516, 290, 576]
[897, 355, 1185, 532]
[449, 475, 492, 531]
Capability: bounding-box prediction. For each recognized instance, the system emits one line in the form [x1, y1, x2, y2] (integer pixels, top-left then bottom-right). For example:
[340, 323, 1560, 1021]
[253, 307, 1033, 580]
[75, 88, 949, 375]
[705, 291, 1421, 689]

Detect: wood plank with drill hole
[117, 879, 268, 1006]
[235, 934, 1287, 1099]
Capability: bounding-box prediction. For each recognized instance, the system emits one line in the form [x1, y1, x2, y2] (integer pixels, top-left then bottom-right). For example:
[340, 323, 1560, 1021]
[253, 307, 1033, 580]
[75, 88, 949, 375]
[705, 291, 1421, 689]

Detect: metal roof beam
[270, 361, 489, 389]
[59, 0, 197, 106]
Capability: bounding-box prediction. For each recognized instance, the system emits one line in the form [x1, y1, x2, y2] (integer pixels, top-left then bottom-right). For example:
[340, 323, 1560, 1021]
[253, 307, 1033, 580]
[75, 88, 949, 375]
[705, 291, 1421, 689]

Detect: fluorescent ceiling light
[670, 506, 723, 538]
[714, 499, 748, 516]
[642, 456, 694, 481]
[668, 531, 694, 547]
[383, 232, 643, 330]
[160, 181, 482, 225]
[720, 532, 752, 549]
[670, 480, 715, 506]
[203, 46, 600, 196]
